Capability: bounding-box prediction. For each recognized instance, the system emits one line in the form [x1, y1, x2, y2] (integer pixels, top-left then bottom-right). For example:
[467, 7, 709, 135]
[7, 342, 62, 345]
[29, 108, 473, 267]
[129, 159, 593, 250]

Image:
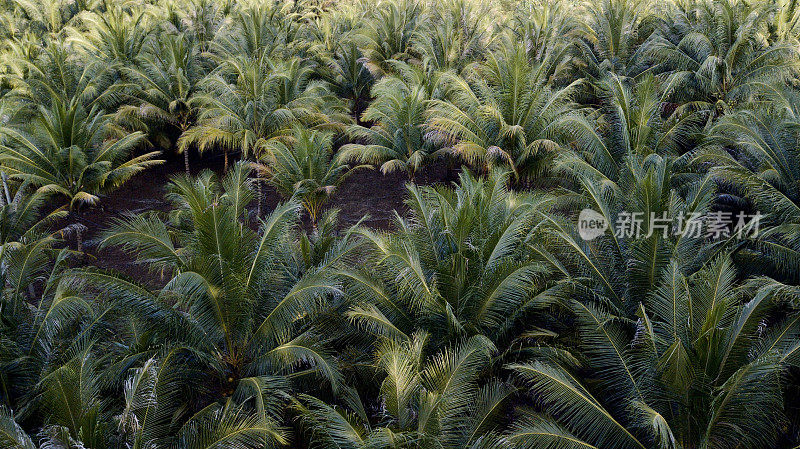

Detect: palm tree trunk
[72, 210, 85, 252]
[0, 171, 11, 208]
[184, 149, 191, 176]
[224, 150, 229, 172]
[257, 179, 263, 217]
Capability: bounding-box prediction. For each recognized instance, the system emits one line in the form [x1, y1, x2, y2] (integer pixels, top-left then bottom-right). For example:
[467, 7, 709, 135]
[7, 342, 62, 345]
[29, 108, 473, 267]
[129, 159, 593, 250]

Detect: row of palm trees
[2, 0, 800, 448]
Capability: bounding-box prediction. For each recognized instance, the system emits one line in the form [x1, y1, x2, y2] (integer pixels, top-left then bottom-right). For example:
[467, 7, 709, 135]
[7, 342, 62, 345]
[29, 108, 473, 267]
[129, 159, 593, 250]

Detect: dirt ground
[71, 151, 456, 286]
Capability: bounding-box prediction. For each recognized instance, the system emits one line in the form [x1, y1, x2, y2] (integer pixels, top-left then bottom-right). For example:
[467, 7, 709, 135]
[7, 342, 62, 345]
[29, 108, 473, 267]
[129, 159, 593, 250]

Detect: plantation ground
[76, 151, 453, 285]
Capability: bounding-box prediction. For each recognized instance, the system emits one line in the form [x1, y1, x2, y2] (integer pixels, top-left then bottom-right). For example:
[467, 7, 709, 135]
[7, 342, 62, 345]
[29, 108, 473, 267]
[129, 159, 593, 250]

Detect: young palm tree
[0, 187, 68, 310]
[10, 0, 84, 36]
[297, 333, 511, 449]
[6, 41, 122, 113]
[412, 0, 495, 73]
[694, 105, 800, 281]
[314, 39, 374, 123]
[337, 61, 441, 180]
[507, 257, 800, 449]
[117, 33, 208, 174]
[151, 0, 231, 53]
[647, 0, 800, 111]
[356, 0, 422, 77]
[3, 1, 800, 447]
[508, 0, 578, 66]
[0, 194, 102, 446]
[427, 44, 579, 183]
[89, 163, 350, 415]
[0, 100, 160, 215]
[509, 134, 799, 448]
[67, 5, 152, 65]
[263, 126, 351, 228]
[212, 2, 299, 60]
[341, 169, 558, 356]
[180, 56, 343, 171]
[574, 0, 655, 79]
[566, 73, 704, 182]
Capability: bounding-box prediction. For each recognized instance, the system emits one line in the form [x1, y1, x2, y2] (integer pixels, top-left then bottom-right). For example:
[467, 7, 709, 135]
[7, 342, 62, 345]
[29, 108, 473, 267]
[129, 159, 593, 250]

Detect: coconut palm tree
[0, 199, 102, 447]
[0, 100, 160, 214]
[262, 126, 351, 227]
[340, 169, 558, 357]
[180, 56, 343, 171]
[2, 1, 800, 447]
[694, 105, 800, 282]
[0, 187, 68, 313]
[5, 41, 122, 114]
[646, 0, 800, 112]
[507, 257, 800, 449]
[67, 5, 152, 65]
[565, 73, 704, 183]
[508, 126, 800, 448]
[117, 33, 208, 174]
[313, 38, 374, 123]
[89, 163, 350, 412]
[212, 1, 299, 61]
[337, 61, 442, 180]
[507, 0, 578, 67]
[10, 0, 85, 37]
[412, 0, 495, 72]
[356, 0, 422, 77]
[150, 0, 231, 53]
[574, 0, 656, 80]
[297, 333, 512, 449]
[427, 43, 579, 183]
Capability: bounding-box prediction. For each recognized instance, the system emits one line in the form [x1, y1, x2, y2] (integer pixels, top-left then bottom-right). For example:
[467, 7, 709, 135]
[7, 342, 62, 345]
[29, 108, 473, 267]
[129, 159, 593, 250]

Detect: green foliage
[263, 126, 351, 225]
[0, 100, 160, 210]
[1, 0, 800, 448]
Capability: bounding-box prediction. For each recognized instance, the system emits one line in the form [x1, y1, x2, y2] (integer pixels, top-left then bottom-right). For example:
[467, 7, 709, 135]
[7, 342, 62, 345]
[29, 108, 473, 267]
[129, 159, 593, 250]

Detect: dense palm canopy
[2, 0, 800, 448]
